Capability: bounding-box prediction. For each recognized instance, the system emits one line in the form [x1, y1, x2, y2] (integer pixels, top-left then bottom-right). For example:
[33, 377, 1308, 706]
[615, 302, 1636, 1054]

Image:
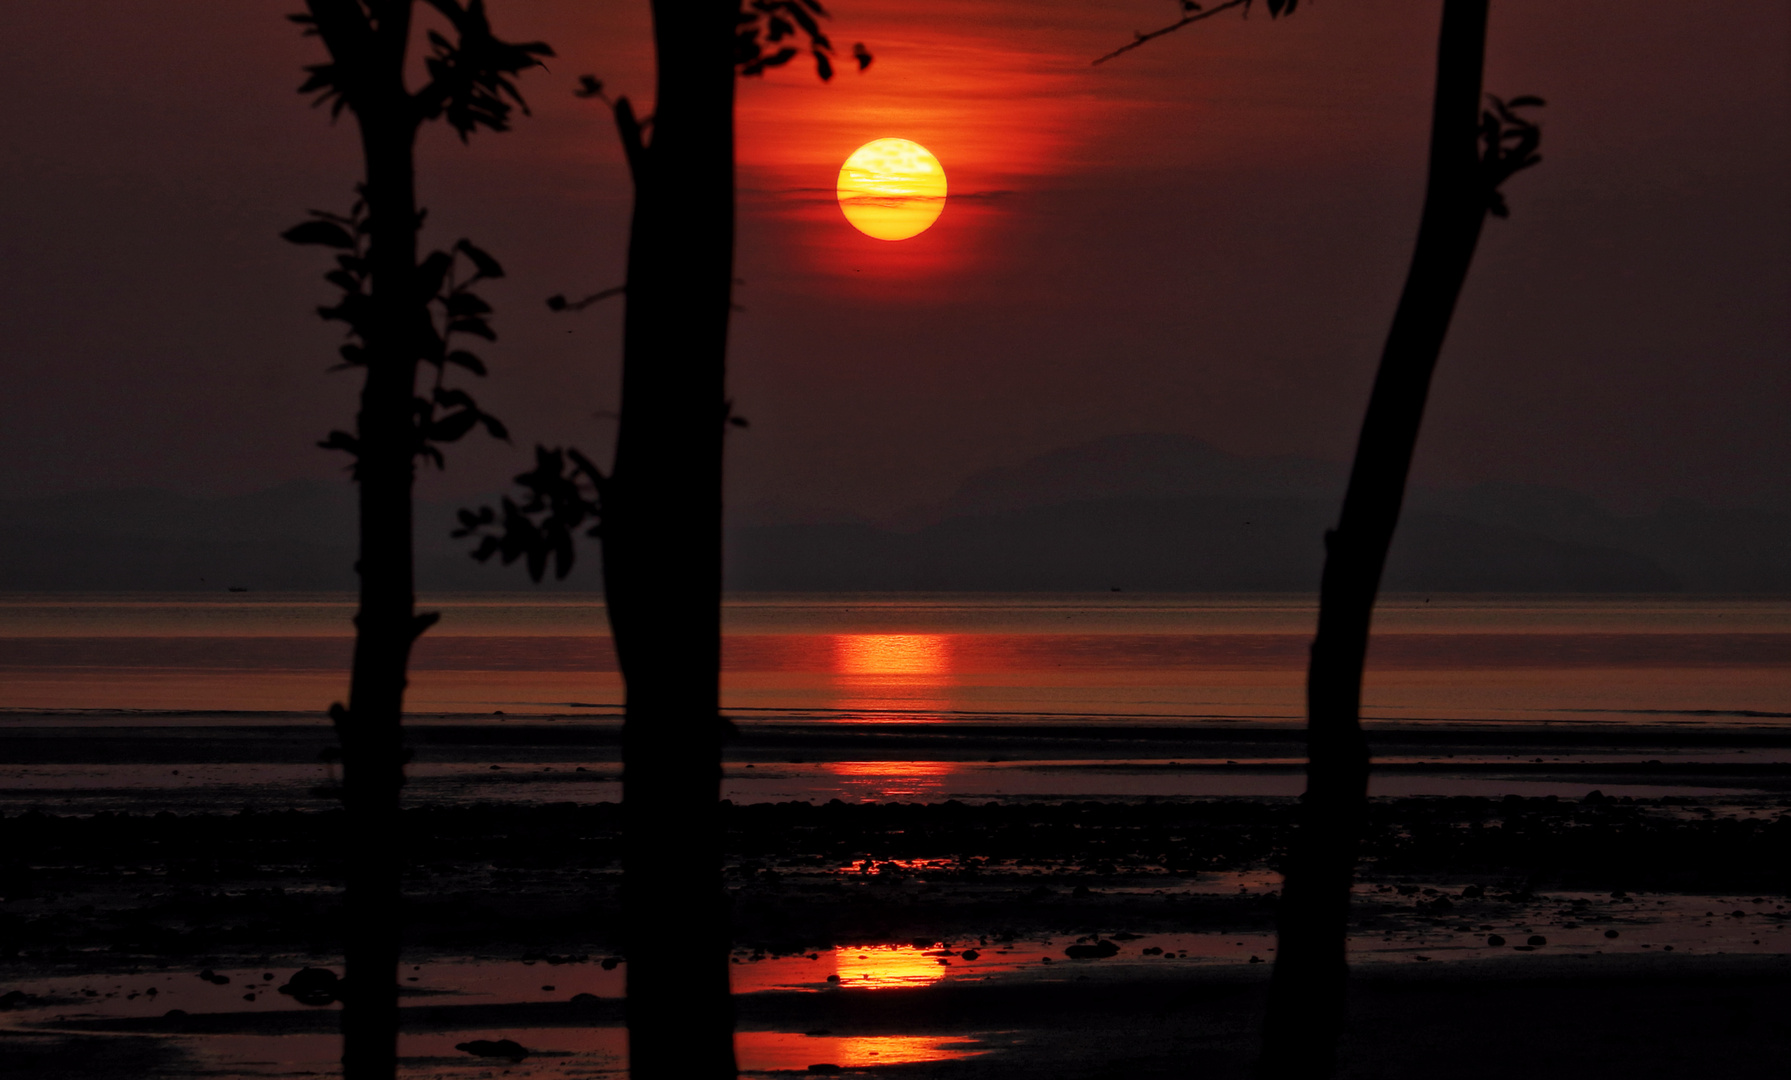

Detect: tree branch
[1093, 0, 1253, 66]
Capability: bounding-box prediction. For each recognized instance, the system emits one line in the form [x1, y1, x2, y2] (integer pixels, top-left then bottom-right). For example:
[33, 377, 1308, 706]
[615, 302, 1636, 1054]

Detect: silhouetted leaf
[445, 349, 487, 375]
[428, 410, 479, 443]
[318, 430, 359, 455]
[446, 292, 492, 317]
[852, 42, 872, 71]
[449, 317, 496, 341]
[283, 220, 356, 248]
[455, 238, 505, 279]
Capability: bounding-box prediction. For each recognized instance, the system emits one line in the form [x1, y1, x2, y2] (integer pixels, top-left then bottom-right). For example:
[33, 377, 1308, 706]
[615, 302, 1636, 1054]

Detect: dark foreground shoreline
[2, 794, 1787, 1077]
[2, 795, 1785, 964]
[7, 956, 1790, 1078]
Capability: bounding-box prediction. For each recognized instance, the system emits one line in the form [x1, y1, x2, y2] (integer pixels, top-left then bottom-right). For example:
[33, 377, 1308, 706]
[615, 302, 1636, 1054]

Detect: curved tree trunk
[1256, 2, 1491, 1076]
[602, 2, 740, 1077]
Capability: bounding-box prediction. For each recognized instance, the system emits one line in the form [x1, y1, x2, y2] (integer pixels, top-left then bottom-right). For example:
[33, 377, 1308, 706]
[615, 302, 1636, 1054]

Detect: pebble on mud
[1486, 935, 1506, 947]
[1527, 935, 1547, 947]
[278, 967, 342, 1007]
[457, 1039, 528, 1061]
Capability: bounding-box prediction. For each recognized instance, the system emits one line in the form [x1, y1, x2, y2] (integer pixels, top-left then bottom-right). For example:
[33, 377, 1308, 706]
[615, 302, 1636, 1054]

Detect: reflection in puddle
[831, 944, 954, 989]
[822, 760, 957, 800]
[737, 1031, 987, 1070]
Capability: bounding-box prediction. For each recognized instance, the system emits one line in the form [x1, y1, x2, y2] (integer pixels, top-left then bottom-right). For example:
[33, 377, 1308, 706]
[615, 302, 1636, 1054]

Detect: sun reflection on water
[736, 1030, 985, 1070]
[832, 634, 954, 716]
[829, 944, 953, 989]
[833, 634, 951, 675]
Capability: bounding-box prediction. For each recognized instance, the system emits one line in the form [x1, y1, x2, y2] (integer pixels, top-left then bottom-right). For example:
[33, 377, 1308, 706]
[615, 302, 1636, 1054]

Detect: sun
[836, 138, 947, 241]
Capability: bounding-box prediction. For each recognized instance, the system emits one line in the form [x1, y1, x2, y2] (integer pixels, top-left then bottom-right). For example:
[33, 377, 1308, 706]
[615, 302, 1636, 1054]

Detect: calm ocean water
[1, 593, 1786, 807]
[0, 592, 1784, 723]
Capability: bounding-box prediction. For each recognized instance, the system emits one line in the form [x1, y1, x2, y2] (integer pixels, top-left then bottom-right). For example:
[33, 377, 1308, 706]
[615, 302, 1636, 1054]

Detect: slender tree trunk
[602, 2, 739, 1077]
[1256, 3, 1490, 1077]
[337, 11, 422, 1080]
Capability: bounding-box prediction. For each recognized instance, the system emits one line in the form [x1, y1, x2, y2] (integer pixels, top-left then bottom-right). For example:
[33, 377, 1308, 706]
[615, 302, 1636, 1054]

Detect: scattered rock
[807, 1066, 843, 1075]
[571, 992, 601, 1005]
[1486, 935, 1506, 947]
[164, 1009, 189, 1019]
[1064, 940, 1120, 959]
[1604, 929, 1620, 939]
[198, 969, 230, 985]
[960, 949, 980, 960]
[601, 957, 621, 971]
[0, 990, 32, 1010]
[1527, 935, 1547, 947]
[457, 1039, 528, 1062]
[278, 967, 342, 1007]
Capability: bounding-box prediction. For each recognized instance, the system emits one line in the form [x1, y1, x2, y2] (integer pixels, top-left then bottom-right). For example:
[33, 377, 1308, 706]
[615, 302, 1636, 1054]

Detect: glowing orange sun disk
[836, 138, 947, 241]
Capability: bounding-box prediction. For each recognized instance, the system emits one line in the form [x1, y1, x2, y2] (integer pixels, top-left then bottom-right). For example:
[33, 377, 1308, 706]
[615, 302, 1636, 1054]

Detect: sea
[1, 592, 1786, 809]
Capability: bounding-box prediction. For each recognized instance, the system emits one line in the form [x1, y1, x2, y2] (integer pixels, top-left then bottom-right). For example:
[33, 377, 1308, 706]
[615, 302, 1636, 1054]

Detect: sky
[1, 0, 1786, 522]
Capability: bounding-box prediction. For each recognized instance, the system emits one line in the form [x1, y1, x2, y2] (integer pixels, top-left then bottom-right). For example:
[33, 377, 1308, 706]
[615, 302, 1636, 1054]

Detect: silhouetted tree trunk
[453, 10, 861, 1074]
[1257, 2, 1520, 1076]
[288, 4, 547, 1077]
[603, 5, 739, 1075]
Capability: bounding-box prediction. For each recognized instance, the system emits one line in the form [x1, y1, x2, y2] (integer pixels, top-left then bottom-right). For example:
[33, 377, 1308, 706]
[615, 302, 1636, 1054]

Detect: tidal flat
[3, 784, 1788, 1077]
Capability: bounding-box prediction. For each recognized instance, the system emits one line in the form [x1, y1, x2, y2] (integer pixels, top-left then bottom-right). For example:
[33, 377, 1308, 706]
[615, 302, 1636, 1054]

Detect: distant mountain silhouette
[727, 435, 1786, 592]
[1, 435, 1785, 592]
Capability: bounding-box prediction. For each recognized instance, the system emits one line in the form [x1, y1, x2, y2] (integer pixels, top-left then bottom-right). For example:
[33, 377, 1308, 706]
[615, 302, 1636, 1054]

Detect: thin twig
[1093, 0, 1253, 66]
[552, 285, 625, 312]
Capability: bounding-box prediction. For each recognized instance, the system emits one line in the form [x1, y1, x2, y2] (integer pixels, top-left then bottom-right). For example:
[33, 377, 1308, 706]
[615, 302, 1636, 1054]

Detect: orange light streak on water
[823, 760, 958, 799]
[833, 633, 951, 675]
[830, 633, 955, 717]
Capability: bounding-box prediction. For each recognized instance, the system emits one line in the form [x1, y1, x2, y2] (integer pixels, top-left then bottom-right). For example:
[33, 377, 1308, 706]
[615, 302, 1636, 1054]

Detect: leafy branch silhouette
[291, 0, 550, 136]
[455, 5, 868, 585]
[1480, 93, 1545, 217]
[286, 198, 511, 474]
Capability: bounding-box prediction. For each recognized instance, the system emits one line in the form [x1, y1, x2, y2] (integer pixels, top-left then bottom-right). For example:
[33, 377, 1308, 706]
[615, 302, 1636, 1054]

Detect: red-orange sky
[1, 0, 1786, 520]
